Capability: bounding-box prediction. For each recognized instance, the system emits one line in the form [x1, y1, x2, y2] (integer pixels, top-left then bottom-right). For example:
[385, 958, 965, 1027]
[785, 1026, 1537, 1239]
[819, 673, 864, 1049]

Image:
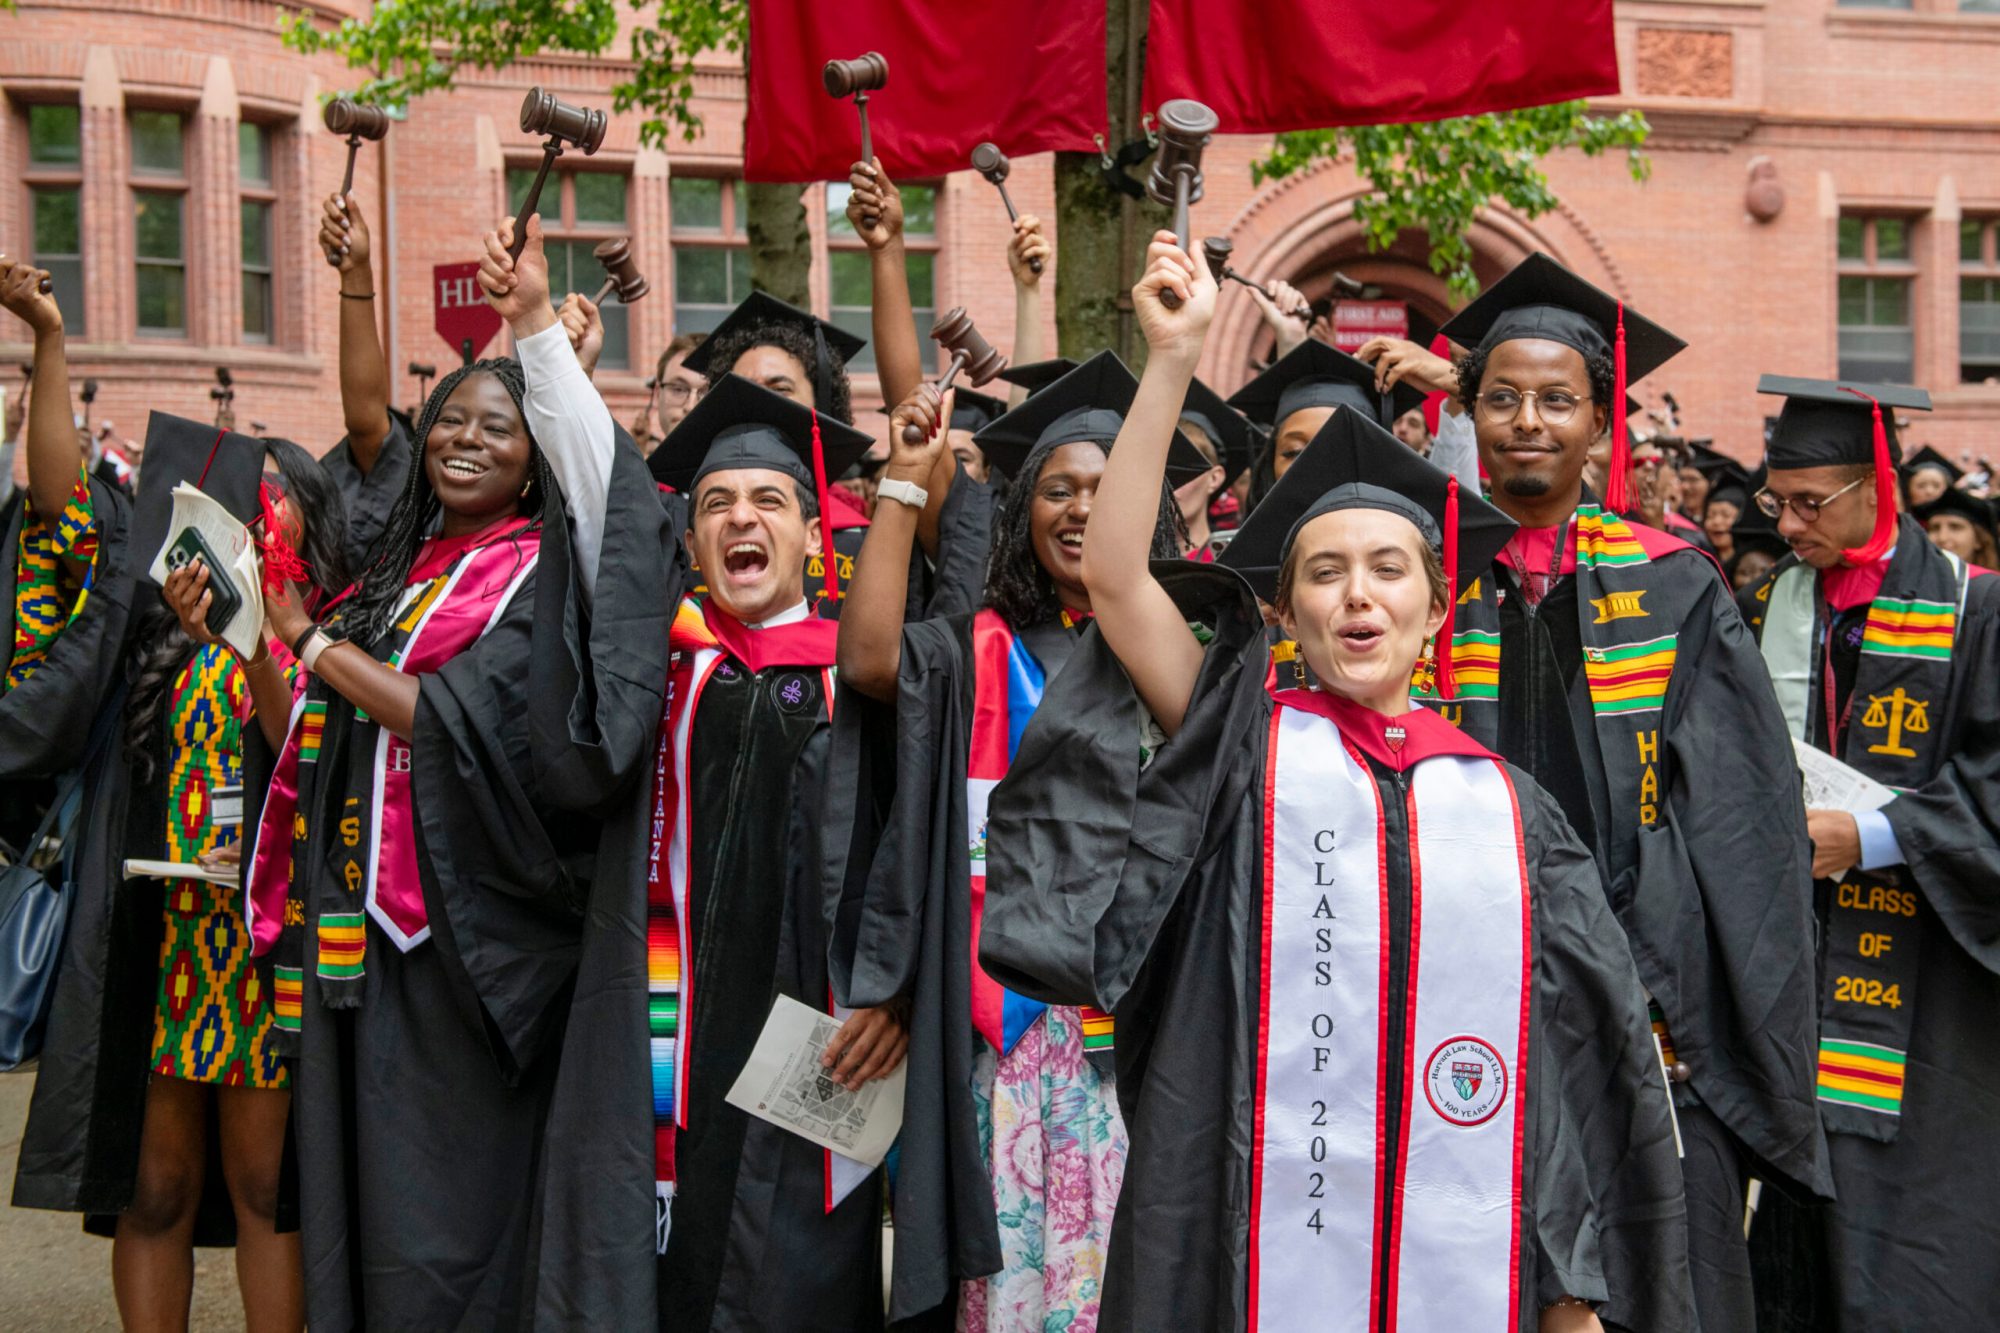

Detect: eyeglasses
[658, 379, 704, 405]
[1754, 475, 1868, 523]
[1474, 388, 1591, 426]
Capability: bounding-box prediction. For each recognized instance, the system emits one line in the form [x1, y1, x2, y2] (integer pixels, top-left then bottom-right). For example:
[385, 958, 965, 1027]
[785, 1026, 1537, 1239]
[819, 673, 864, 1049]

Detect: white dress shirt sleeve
[516, 320, 614, 601]
[1429, 407, 1481, 494]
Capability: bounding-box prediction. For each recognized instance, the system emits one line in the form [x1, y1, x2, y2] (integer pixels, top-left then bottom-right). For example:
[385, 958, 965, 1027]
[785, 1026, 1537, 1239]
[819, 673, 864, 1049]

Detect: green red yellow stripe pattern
[315, 912, 366, 981]
[1573, 505, 1648, 568]
[1437, 629, 1500, 700]
[1817, 1037, 1905, 1115]
[298, 700, 327, 764]
[1582, 634, 1678, 716]
[1861, 596, 1954, 661]
[1079, 1005, 1115, 1053]
[271, 966, 303, 1033]
[8, 467, 98, 690]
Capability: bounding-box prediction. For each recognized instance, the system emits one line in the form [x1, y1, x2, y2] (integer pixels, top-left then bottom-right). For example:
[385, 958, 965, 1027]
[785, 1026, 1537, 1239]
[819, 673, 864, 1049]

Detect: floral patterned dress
[147, 644, 289, 1090]
[958, 1006, 1128, 1333]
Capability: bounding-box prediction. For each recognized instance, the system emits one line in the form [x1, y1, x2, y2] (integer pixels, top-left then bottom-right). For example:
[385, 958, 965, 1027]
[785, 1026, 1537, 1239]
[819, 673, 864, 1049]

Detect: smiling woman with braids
[236, 213, 678, 1330]
[2, 259, 350, 1333]
[826, 353, 1208, 1328]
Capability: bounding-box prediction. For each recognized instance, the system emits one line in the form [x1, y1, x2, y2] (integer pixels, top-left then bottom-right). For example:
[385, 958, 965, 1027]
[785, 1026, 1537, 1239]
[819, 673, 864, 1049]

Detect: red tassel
[257, 480, 310, 596]
[1838, 387, 1897, 566]
[1604, 303, 1631, 514]
[809, 414, 840, 606]
[1436, 474, 1459, 699]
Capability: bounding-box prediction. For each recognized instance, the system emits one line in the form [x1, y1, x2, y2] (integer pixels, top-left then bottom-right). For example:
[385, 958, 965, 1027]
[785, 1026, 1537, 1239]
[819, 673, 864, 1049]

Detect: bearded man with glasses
[1370, 253, 1829, 1333]
[1738, 377, 2000, 1332]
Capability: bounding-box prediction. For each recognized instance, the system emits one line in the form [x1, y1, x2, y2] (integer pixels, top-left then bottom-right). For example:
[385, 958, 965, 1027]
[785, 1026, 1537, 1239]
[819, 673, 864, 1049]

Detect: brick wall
[3, 0, 1997, 469]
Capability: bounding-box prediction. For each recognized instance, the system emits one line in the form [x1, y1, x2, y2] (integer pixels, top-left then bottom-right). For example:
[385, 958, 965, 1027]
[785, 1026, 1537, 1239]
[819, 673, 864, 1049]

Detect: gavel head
[970, 142, 1011, 186]
[592, 236, 650, 304]
[1201, 236, 1234, 279]
[519, 88, 608, 154]
[931, 307, 1007, 385]
[822, 52, 889, 99]
[1147, 99, 1220, 207]
[322, 97, 390, 141]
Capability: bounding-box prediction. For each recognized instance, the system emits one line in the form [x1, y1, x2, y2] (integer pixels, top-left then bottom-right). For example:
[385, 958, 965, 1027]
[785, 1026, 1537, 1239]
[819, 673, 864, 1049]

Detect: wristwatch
[876, 477, 929, 510]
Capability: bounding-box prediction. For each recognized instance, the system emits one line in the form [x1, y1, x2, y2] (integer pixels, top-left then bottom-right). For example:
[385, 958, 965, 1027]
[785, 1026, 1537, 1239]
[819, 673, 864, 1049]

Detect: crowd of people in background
[1, 145, 1996, 1333]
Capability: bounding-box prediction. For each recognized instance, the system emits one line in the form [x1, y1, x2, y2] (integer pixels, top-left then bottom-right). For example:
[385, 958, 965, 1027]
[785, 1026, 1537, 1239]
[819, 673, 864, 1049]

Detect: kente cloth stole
[244, 524, 538, 1026]
[1251, 704, 1531, 1333]
[966, 609, 1114, 1060]
[7, 466, 98, 691]
[1756, 543, 1967, 1141]
[645, 599, 843, 1255]
[1419, 504, 1683, 886]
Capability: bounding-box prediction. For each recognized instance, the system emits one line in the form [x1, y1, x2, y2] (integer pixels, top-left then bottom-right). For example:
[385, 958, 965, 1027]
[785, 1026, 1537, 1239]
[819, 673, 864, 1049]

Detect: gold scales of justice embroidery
[1862, 687, 1928, 760]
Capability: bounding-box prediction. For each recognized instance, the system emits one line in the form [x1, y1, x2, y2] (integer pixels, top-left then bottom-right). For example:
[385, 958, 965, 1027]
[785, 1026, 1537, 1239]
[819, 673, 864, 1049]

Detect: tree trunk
[746, 181, 812, 307]
[1054, 0, 1163, 366]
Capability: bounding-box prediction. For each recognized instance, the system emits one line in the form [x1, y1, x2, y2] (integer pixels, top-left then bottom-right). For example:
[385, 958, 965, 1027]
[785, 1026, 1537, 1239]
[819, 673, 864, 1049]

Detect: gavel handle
[900, 352, 968, 443]
[1159, 168, 1196, 311]
[1222, 269, 1312, 321]
[37, 275, 52, 296]
[855, 94, 878, 230]
[509, 143, 562, 262]
[339, 135, 362, 199]
[994, 181, 1044, 276]
[591, 278, 616, 305]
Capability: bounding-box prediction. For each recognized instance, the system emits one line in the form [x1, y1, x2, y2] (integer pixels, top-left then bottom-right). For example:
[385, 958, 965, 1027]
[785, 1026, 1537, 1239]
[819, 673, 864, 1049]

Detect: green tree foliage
[1255, 103, 1652, 301]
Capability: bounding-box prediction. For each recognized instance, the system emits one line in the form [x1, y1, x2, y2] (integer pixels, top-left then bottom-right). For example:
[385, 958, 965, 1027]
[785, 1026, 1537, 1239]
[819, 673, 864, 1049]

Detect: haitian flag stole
[1252, 701, 1531, 1332]
[1420, 504, 1686, 887]
[1754, 535, 1969, 1141]
[645, 599, 840, 1254]
[244, 519, 539, 1025]
[966, 610, 1116, 1066]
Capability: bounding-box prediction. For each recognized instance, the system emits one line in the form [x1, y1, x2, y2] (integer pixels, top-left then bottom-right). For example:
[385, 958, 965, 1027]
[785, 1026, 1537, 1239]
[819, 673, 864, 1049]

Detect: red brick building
[4, 0, 1998, 469]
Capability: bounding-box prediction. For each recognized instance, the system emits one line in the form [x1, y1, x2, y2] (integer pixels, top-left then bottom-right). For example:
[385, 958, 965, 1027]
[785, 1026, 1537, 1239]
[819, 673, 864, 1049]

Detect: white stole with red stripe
[1252, 703, 1531, 1332]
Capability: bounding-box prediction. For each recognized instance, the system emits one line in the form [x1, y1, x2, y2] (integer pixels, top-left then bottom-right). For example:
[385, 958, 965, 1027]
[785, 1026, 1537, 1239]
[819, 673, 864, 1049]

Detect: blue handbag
[0, 688, 123, 1072]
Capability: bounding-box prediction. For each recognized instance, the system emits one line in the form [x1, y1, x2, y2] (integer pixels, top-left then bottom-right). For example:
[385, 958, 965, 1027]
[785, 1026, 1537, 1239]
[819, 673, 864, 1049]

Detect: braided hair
[982, 437, 1186, 630]
[332, 357, 554, 650]
[702, 320, 854, 425]
[123, 439, 353, 779]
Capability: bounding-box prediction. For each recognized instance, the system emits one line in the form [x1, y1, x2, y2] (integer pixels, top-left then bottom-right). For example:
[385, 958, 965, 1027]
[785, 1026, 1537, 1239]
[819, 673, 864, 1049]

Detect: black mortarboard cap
[1225, 340, 1422, 432]
[1758, 375, 1933, 563]
[949, 387, 1009, 435]
[1682, 441, 1742, 484]
[1729, 501, 1791, 562]
[132, 411, 269, 586]
[679, 292, 866, 418]
[648, 374, 873, 496]
[1899, 444, 1963, 488]
[1912, 488, 1997, 543]
[1180, 376, 1255, 483]
[993, 357, 1081, 397]
[971, 351, 1213, 485]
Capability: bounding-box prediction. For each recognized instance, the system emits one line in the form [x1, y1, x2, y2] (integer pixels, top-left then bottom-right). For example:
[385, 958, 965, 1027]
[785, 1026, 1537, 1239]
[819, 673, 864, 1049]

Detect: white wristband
[300, 629, 334, 674]
[876, 477, 929, 510]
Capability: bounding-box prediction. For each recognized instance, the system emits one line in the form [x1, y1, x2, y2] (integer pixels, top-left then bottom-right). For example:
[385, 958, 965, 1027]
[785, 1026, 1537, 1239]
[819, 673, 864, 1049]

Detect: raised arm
[1005, 214, 1050, 407]
[0, 259, 84, 527]
[846, 159, 923, 411]
[837, 383, 952, 702]
[1080, 232, 1216, 737]
[479, 215, 614, 600]
[321, 192, 393, 468]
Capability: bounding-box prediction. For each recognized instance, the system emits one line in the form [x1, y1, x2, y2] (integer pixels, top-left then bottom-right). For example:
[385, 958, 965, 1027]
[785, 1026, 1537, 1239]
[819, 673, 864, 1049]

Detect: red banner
[744, 0, 1107, 182]
[1332, 300, 1408, 355]
[433, 261, 501, 361]
[1143, 0, 1619, 133]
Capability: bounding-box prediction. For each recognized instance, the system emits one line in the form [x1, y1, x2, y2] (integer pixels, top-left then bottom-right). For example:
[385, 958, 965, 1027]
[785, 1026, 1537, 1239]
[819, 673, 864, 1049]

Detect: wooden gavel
[511, 88, 608, 261]
[1202, 237, 1313, 320]
[970, 143, 1042, 276]
[324, 97, 389, 199]
[900, 308, 1007, 442]
[1148, 100, 1218, 310]
[824, 52, 888, 228]
[589, 237, 649, 305]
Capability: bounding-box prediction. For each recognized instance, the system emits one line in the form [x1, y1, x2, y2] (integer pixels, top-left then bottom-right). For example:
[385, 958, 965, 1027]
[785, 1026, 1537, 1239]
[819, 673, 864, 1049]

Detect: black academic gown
[320, 411, 414, 575]
[291, 455, 666, 1332]
[10, 480, 299, 1248]
[1741, 531, 2000, 1331]
[979, 563, 1692, 1333]
[822, 610, 1083, 1325]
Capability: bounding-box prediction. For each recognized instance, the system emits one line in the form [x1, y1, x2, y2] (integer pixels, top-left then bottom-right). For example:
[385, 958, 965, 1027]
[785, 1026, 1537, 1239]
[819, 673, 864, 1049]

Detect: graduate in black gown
[980, 233, 1686, 1333]
[1351, 256, 1829, 1332]
[244, 216, 674, 1331]
[316, 187, 413, 573]
[827, 359, 1209, 1326]
[1738, 378, 2000, 1331]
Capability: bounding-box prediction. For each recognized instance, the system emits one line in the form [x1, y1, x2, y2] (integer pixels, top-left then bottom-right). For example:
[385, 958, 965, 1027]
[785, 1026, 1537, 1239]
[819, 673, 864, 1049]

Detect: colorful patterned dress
[7, 465, 99, 691]
[147, 644, 289, 1089]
